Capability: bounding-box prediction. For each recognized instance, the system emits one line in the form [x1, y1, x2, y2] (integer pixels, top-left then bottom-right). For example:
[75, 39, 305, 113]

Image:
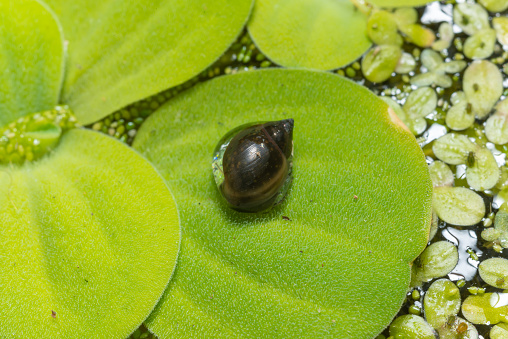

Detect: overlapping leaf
[0, 0, 64, 126]
[247, 0, 371, 70]
[44, 0, 254, 125]
[0, 130, 180, 338]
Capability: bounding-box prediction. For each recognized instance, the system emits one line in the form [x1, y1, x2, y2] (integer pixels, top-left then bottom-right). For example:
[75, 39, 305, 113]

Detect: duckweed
[463, 60, 503, 119]
[423, 279, 461, 329]
[463, 29, 496, 60]
[389, 315, 437, 339]
[479, 0, 508, 13]
[0, 106, 78, 165]
[465, 147, 500, 191]
[412, 241, 458, 286]
[429, 161, 454, 187]
[479, 258, 508, 289]
[362, 45, 402, 83]
[462, 292, 508, 325]
[433, 187, 485, 226]
[453, 3, 490, 36]
[491, 323, 508, 339]
[432, 134, 476, 165]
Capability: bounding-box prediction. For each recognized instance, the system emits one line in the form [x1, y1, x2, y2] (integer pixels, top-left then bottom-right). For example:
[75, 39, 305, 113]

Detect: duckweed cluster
[355, 2, 508, 338]
[0, 106, 77, 165]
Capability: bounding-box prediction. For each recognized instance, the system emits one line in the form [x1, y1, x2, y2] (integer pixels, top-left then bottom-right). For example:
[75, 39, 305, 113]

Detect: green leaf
[411, 242, 458, 286]
[479, 0, 508, 12]
[367, 10, 403, 46]
[389, 315, 436, 339]
[367, 0, 434, 8]
[463, 61, 503, 119]
[423, 279, 461, 329]
[491, 323, 508, 339]
[453, 3, 490, 36]
[462, 293, 508, 325]
[478, 258, 508, 289]
[0, 0, 64, 127]
[247, 0, 371, 70]
[433, 187, 485, 226]
[0, 129, 180, 338]
[133, 69, 432, 338]
[362, 45, 402, 83]
[43, 0, 253, 125]
[466, 147, 500, 191]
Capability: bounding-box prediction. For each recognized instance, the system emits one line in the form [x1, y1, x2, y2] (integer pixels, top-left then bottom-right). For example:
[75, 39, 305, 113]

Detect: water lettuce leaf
[247, 0, 371, 70]
[0, 0, 64, 126]
[43, 0, 254, 125]
[134, 69, 432, 338]
[0, 130, 180, 338]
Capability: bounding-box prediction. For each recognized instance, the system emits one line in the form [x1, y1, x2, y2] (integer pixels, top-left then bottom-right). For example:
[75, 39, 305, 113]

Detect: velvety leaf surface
[133, 69, 432, 338]
[0, 129, 180, 338]
[247, 0, 371, 70]
[43, 0, 253, 125]
[0, 0, 64, 127]
[367, 0, 434, 7]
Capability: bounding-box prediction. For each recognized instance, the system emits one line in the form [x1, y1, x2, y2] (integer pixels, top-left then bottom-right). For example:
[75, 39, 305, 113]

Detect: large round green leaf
[0, 129, 180, 338]
[133, 69, 432, 338]
[367, 0, 434, 7]
[0, 0, 64, 126]
[247, 0, 371, 70]
[43, 0, 253, 125]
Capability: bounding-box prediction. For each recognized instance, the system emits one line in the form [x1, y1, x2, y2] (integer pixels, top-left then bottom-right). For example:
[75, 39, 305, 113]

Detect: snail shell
[215, 119, 294, 213]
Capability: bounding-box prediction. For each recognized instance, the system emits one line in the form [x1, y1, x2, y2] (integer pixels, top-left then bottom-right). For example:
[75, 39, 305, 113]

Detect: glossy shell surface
[213, 119, 294, 212]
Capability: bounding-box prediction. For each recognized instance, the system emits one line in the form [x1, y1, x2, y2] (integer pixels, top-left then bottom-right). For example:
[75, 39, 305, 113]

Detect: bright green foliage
[134, 69, 432, 338]
[411, 242, 458, 286]
[389, 315, 436, 339]
[428, 161, 454, 187]
[453, 3, 490, 36]
[389, 87, 436, 135]
[462, 293, 508, 325]
[0, 129, 180, 338]
[463, 61, 503, 119]
[446, 93, 474, 131]
[247, 0, 371, 70]
[466, 147, 499, 191]
[367, 10, 403, 46]
[493, 17, 508, 46]
[367, 0, 434, 8]
[486, 108, 508, 145]
[398, 24, 435, 48]
[433, 23, 453, 51]
[479, 258, 508, 289]
[43, 0, 253, 125]
[463, 29, 496, 60]
[433, 187, 485, 226]
[482, 209, 508, 250]
[362, 45, 402, 83]
[491, 323, 508, 339]
[478, 0, 508, 13]
[0, 0, 64, 126]
[437, 317, 478, 339]
[433, 133, 476, 165]
[423, 279, 461, 329]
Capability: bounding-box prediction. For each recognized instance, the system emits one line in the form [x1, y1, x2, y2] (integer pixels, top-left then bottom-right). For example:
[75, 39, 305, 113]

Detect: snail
[212, 119, 294, 212]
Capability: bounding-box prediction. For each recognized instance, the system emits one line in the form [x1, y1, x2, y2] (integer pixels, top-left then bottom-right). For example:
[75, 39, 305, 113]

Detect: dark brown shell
[220, 119, 294, 212]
